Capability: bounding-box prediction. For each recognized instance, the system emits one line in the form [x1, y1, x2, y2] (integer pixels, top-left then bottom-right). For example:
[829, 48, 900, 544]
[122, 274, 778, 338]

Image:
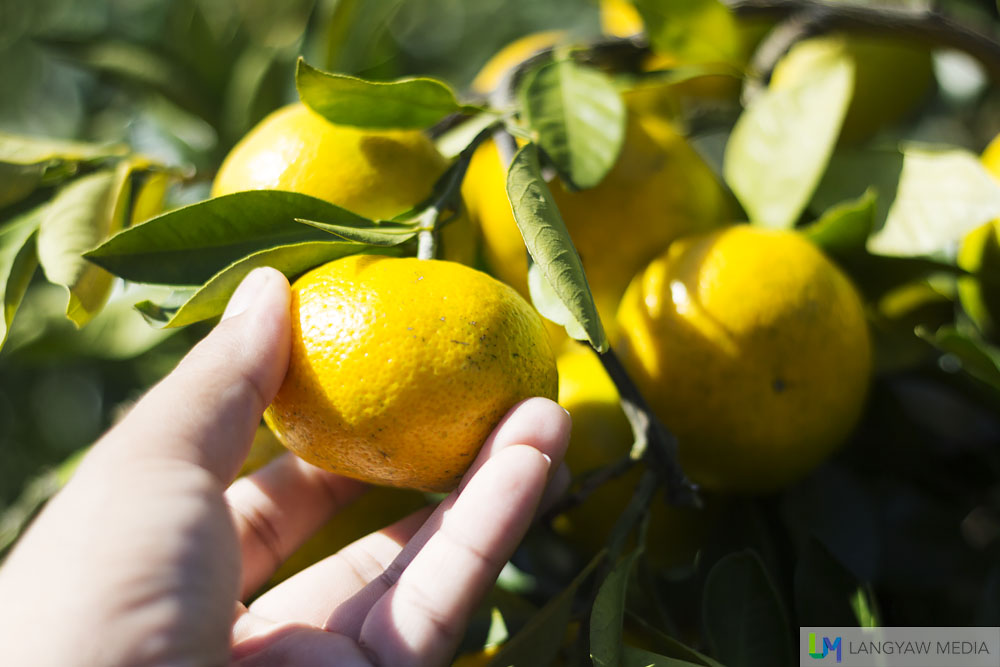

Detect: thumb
[97, 267, 291, 483]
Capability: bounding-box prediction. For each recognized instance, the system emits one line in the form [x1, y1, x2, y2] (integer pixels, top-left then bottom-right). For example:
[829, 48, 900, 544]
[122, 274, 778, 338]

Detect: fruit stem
[598, 346, 701, 509]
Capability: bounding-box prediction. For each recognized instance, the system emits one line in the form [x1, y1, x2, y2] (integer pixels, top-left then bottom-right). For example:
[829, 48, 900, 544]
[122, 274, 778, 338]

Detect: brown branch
[729, 0, 1000, 82]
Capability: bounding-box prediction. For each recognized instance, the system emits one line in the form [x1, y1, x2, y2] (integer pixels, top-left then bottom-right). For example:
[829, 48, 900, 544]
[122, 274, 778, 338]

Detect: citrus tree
[3, 0, 1000, 665]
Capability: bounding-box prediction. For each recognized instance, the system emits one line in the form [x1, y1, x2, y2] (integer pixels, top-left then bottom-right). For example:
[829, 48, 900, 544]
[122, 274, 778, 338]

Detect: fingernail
[540, 453, 553, 467]
[222, 268, 272, 321]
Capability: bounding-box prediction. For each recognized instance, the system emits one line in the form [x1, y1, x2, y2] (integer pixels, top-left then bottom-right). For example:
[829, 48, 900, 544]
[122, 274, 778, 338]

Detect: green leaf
[0, 204, 44, 349]
[0, 132, 127, 166]
[915, 324, 1000, 391]
[633, 0, 743, 66]
[625, 615, 725, 667]
[591, 550, 642, 667]
[488, 552, 604, 667]
[296, 58, 467, 130]
[793, 538, 864, 627]
[506, 143, 607, 351]
[296, 219, 418, 246]
[519, 60, 625, 189]
[702, 551, 793, 667]
[85, 191, 370, 285]
[724, 53, 854, 229]
[623, 645, 704, 667]
[435, 112, 502, 160]
[866, 147, 1000, 257]
[801, 188, 876, 255]
[527, 259, 586, 341]
[148, 241, 389, 328]
[850, 585, 881, 628]
[37, 165, 132, 327]
[130, 171, 171, 226]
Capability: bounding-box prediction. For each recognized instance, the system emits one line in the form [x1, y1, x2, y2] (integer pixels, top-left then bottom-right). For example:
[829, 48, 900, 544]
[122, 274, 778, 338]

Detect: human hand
[0, 267, 571, 666]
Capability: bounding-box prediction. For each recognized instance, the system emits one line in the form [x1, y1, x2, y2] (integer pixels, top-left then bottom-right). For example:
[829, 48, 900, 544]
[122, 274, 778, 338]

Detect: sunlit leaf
[867, 147, 1000, 257]
[37, 164, 132, 327]
[633, 0, 743, 66]
[297, 58, 470, 130]
[130, 171, 171, 226]
[527, 260, 587, 341]
[916, 325, 1000, 391]
[506, 143, 607, 351]
[86, 191, 370, 285]
[435, 112, 502, 160]
[591, 550, 641, 667]
[724, 52, 854, 229]
[0, 204, 44, 349]
[147, 240, 393, 328]
[488, 552, 604, 667]
[802, 188, 876, 255]
[703, 551, 793, 667]
[519, 60, 625, 189]
[296, 219, 418, 246]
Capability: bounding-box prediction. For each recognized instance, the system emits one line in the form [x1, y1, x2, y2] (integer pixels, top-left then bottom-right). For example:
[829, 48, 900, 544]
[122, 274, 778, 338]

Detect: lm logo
[808, 633, 842, 662]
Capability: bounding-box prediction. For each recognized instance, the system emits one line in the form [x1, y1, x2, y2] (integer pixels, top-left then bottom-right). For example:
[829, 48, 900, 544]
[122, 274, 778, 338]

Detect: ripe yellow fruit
[957, 133, 1000, 339]
[462, 105, 731, 327]
[770, 34, 933, 144]
[212, 103, 474, 263]
[615, 226, 871, 493]
[553, 344, 707, 567]
[264, 255, 558, 492]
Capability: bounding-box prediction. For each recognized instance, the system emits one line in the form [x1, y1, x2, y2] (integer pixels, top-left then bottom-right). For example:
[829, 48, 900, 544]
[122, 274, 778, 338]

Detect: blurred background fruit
[213, 102, 476, 264]
[616, 225, 872, 493]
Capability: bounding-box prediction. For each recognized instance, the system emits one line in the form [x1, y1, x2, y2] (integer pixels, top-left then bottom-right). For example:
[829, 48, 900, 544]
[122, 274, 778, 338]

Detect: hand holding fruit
[0, 269, 570, 666]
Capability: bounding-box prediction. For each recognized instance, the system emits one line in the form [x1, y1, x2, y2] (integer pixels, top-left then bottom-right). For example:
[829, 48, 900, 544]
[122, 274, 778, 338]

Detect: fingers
[248, 506, 433, 625]
[323, 398, 570, 638]
[90, 268, 291, 484]
[360, 445, 553, 666]
[231, 606, 368, 666]
[225, 453, 368, 599]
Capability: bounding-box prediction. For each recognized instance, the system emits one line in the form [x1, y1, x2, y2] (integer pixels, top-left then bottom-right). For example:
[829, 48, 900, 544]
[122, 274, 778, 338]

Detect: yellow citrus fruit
[958, 133, 1000, 340]
[213, 102, 475, 263]
[462, 102, 731, 329]
[770, 34, 933, 144]
[615, 226, 871, 493]
[264, 255, 558, 492]
[553, 344, 708, 567]
[471, 31, 566, 95]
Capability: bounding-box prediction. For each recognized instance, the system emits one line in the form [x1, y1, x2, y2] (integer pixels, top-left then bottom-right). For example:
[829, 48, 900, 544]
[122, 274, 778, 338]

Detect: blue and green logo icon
[808, 633, 842, 662]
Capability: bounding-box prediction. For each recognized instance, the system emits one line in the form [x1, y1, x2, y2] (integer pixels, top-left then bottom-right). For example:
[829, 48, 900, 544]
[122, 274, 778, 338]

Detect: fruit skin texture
[553, 344, 708, 568]
[462, 102, 731, 326]
[264, 255, 558, 492]
[615, 226, 872, 493]
[770, 34, 933, 144]
[212, 102, 474, 263]
[958, 133, 1000, 339]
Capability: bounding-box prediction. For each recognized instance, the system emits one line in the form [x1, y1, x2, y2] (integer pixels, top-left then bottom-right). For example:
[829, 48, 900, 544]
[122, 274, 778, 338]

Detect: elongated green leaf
[527, 260, 586, 340]
[435, 112, 502, 160]
[0, 205, 44, 349]
[703, 551, 793, 667]
[489, 553, 605, 667]
[0, 132, 127, 166]
[507, 143, 607, 351]
[626, 614, 725, 667]
[296, 219, 417, 246]
[130, 171, 171, 226]
[38, 165, 132, 327]
[724, 54, 854, 229]
[633, 0, 743, 66]
[297, 58, 467, 130]
[591, 550, 642, 667]
[86, 191, 370, 285]
[802, 188, 876, 255]
[152, 241, 393, 328]
[623, 646, 704, 667]
[867, 147, 1000, 257]
[916, 325, 1000, 391]
[0, 163, 46, 209]
[519, 60, 625, 189]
